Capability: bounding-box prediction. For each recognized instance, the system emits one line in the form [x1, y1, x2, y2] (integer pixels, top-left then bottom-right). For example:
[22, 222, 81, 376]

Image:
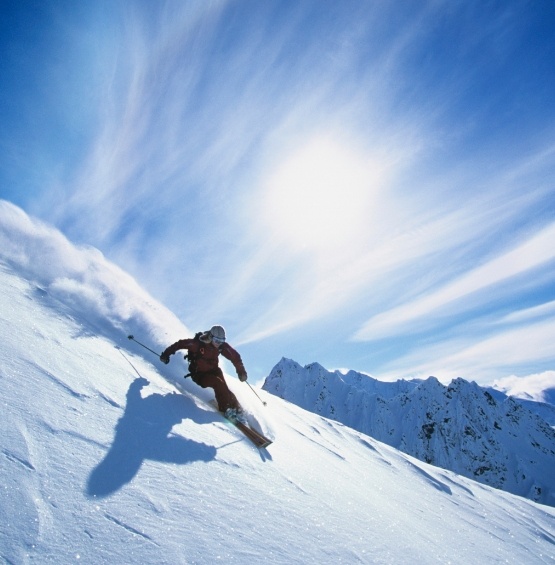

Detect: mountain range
[263, 358, 555, 506]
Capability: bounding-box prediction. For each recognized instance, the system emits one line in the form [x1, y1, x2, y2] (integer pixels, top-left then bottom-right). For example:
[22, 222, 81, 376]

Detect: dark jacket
[162, 336, 247, 378]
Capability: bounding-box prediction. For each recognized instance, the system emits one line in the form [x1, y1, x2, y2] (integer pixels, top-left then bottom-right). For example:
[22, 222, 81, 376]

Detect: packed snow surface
[1, 207, 555, 563]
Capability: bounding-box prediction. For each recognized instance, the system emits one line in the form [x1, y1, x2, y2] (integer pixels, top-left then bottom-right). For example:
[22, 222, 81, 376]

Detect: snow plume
[0, 200, 188, 350]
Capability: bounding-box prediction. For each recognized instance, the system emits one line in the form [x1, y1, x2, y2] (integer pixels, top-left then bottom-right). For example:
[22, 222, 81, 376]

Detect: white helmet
[210, 325, 226, 341]
[199, 325, 226, 344]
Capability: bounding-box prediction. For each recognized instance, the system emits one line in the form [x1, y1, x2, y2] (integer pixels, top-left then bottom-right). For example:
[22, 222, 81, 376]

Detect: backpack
[184, 332, 204, 378]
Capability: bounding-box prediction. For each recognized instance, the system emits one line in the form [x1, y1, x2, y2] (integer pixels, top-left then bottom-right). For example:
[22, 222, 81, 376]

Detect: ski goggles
[211, 335, 225, 346]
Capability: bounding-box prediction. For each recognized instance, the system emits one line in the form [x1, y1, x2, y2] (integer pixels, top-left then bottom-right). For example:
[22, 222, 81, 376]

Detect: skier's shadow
[86, 377, 216, 498]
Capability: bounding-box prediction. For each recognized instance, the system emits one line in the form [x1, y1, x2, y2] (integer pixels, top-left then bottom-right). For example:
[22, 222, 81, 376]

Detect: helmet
[210, 325, 226, 343]
[199, 325, 226, 344]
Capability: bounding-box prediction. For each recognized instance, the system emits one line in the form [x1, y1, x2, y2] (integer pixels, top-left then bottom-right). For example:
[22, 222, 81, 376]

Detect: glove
[160, 352, 170, 364]
[238, 371, 248, 382]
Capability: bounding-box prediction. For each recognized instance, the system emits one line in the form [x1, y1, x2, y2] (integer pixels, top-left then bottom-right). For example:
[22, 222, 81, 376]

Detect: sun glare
[263, 135, 380, 255]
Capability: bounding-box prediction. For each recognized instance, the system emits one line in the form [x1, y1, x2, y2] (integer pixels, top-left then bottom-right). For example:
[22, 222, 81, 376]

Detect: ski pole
[246, 381, 267, 406]
[117, 347, 144, 378]
[127, 334, 161, 358]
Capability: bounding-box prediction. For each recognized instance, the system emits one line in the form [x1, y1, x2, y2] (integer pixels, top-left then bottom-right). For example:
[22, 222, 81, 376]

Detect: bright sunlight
[263, 135, 381, 255]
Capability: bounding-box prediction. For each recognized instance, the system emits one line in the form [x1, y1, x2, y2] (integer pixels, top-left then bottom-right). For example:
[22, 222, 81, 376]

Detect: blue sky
[1, 0, 555, 385]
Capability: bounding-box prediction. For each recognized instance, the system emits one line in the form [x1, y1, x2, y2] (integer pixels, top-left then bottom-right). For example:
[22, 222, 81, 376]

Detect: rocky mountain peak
[263, 360, 555, 506]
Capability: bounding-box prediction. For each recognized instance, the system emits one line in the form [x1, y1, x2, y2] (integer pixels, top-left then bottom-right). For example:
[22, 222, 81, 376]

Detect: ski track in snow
[103, 513, 159, 545]
[1, 448, 36, 472]
[401, 458, 453, 495]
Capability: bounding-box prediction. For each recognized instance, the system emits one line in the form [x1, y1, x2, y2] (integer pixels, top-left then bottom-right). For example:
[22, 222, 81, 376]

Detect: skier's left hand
[238, 371, 248, 382]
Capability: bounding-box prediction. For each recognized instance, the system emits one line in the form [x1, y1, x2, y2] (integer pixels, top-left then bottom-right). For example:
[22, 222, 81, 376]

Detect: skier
[160, 325, 248, 421]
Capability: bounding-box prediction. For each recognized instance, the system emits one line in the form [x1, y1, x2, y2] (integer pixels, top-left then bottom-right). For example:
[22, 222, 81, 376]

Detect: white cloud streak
[354, 221, 555, 341]
[378, 317, 555, 385]
[5, 1, 555, 384]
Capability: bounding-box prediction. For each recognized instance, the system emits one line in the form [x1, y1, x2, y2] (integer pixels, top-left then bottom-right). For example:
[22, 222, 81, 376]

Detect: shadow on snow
[86, 377, 216, 498]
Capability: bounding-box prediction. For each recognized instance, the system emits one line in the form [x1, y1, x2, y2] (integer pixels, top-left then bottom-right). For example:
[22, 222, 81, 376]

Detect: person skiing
[160, 325, 248, 421]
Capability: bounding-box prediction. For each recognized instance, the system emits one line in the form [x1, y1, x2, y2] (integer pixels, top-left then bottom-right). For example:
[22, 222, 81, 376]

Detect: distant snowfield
[1, 240, 555, 562]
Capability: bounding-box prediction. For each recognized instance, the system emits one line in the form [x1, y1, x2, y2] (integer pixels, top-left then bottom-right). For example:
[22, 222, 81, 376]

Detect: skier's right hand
[160, 352, 170, 364]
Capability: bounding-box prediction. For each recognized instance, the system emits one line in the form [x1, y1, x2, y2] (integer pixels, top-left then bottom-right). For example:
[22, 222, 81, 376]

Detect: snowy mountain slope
[517, 399, 555, 428]
[485, 386, 555, 428]
[263, 358, 555, 506]
[483, 386, 555, 427]
[1, 262, 555, 565]
[1, 210, 555, 563]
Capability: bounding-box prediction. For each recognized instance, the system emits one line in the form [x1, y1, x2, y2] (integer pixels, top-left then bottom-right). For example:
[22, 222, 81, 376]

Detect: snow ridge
[263, 358, 555, 506]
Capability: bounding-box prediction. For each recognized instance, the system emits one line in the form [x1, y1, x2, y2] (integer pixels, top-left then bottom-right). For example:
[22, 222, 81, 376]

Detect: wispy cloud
[497, 300, 555, 325]
[3, 1, 555, 384]
[354, 221, 555, 341]
[375, 315, 555, 384]
[54, 1, 434, 333]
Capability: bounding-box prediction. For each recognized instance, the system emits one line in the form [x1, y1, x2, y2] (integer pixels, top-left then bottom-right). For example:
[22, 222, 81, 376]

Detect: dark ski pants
[192, 369, 240, 412]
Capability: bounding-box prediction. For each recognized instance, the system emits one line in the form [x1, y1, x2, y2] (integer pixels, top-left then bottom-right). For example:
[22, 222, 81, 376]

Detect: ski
[224, 414, 273, 449]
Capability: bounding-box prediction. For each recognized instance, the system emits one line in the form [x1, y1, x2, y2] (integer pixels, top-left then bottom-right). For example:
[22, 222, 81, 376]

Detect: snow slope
[263, 359, 555, 506]
[1, 207, 555, 563]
